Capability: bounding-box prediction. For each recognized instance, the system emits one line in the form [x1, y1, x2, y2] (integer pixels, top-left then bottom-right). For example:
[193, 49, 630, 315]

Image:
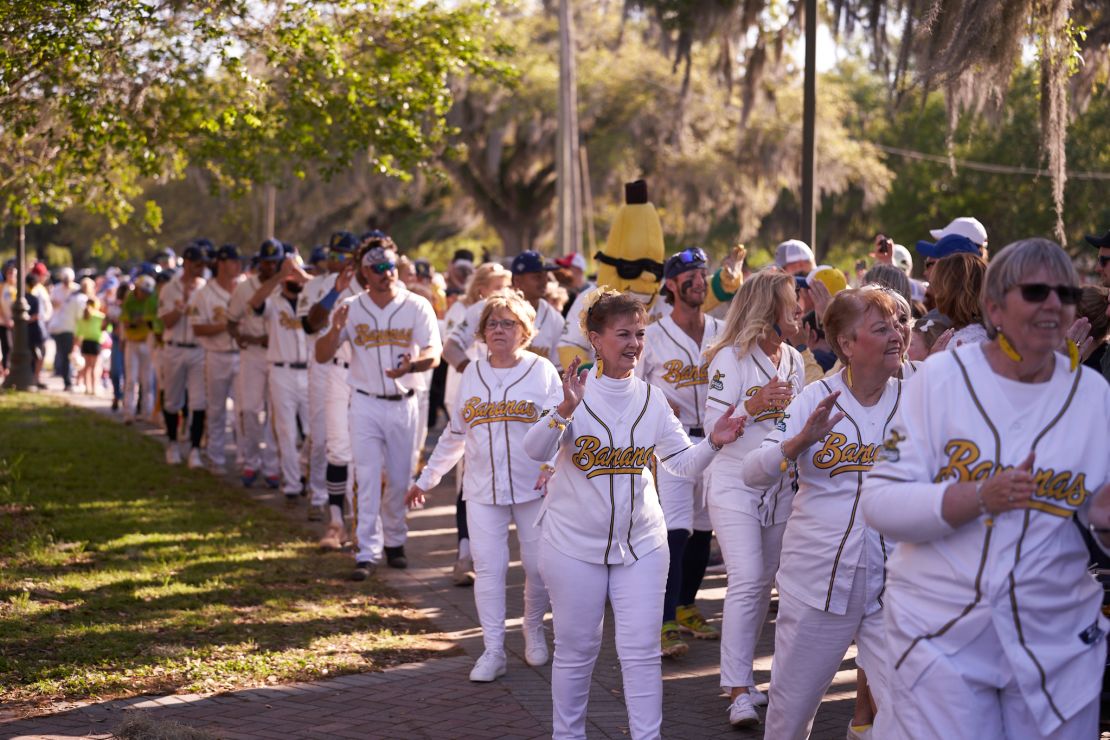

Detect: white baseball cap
[774, 239, 815, 268]
[929, 217, 987, 246]
[135, 275, 156, 293]
[892, 244, 912, 274]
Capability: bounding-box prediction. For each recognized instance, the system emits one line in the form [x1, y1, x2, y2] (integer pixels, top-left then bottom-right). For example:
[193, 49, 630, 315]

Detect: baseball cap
[359, 229, 388, 243]
[915, 233, 981, 259]
[216, 244, 241, 261]
[309, 245, 328, 265]
[135, 275, 156, 293]
[451, 249, 475, 266]
[329, 231, 358, 253]
[806, 265, 848, 295]
[181, 245, 205, 262]
[929, 217, 987, 246]
[414, 259, 432, 279]
[555, 252, 588, 272]
[511, 251, 557, 275]
[1084, 229, 1110, 249]
[774, 239, 815, 268]
[31, 261, 48, 277]
[663, 248, 708, 281]
[257, 238, 284, 263]
[891, 244, 912, 274]
[361, 244, 397, 267]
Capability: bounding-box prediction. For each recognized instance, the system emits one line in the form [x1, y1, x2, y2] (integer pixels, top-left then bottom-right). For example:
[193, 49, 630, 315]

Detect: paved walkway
[2, 380, 860, 739]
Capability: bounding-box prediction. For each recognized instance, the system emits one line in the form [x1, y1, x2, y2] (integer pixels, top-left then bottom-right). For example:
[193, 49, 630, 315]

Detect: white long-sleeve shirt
[415, 355, 561, 505]
[861, 345, 1110, 736]
[705, 343, 805, 524]
[524, 372, 716, 565]
[742, 370, 903, 615]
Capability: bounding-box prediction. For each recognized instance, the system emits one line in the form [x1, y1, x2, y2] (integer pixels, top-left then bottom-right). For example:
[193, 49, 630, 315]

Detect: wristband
[547, 408, 571, 430]
[975, 482, 994, 526]
[707, 436, 723, 452]
[319, 288, 340, 311]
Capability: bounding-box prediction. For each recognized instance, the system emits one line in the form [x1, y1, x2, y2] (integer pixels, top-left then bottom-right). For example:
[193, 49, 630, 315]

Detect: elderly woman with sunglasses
[862, 238, 1110, 739]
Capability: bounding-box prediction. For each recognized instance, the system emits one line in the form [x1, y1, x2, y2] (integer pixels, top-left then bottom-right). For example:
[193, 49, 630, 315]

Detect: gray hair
[863, 263, 912, 306]
[981, 238, 1077, 338]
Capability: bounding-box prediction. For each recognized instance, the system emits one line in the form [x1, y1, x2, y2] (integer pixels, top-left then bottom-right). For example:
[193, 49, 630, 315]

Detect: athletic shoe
[384, 546, 408, 569]
[123, 415, 135, 426]
[846, 723, 873, 739]
[523, 620, 549, 667]
[307, 505, 325, 522]
[284, 493, 299, 508]
[241, 468, 258, 488]
[319, 523, 344, 551]
[749, 686, 768, 707]
[350, 561, 376, 581]
[452, 556, 475, 587]
[165, 444, 182, 465]
[676, 604, 720, 640]
[728, 692, 760, 728]
[468, 650, 507, 682]
[264, 475, 280, 489]
[660, 621, 689, 658]
[187, 448, 204, 469]
[111, 399, 120, 412]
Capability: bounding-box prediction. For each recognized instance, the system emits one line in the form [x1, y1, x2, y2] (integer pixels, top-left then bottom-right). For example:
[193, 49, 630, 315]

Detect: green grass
[0, 392, 440, 712]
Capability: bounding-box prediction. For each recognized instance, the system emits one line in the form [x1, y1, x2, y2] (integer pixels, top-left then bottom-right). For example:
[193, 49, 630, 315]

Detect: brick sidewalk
[1, 382, 858, 739]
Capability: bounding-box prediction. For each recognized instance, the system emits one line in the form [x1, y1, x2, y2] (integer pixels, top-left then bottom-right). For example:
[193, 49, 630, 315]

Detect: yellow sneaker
[661, 621, 689, 658]
[676, 604, 720, 640]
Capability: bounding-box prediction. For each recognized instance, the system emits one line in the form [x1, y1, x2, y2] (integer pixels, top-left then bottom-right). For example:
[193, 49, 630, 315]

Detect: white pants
[656, 455, 711, 533]
[305, 361, 328, 505]
[163, 345, 205, 414]
[324, 363, 352, 465]
[123, 339, 153, 419]
[205, 351, 239, 466]
[468, 498, 548, 655]
[237, 348, 279, 476]
[883, 621, 1099, 740]
[710, 504, 785, 690]
[765, 568, 889, 740]
[348, 391, 418, 563]
[269, 365, 309, 494]
[540, 540, 668, 740]
[413, 387, 430, 468]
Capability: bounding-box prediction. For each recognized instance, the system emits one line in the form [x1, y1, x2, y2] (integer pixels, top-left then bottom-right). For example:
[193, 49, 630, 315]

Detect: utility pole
[800, 0, 818, 254]
[4, 223, 35, 391]
[556, 0, 583, 257]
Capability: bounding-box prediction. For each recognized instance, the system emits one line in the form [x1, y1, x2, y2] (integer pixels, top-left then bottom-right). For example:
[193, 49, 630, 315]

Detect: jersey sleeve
[157, 281, 180, 320]
[654, 389, 716, 478]
[704, 349, 740, 428]
[226, 283, 248, 323]
[188, 289, 210, 327]
[412, 297, 441, 352]
[741, 380, 821, 490]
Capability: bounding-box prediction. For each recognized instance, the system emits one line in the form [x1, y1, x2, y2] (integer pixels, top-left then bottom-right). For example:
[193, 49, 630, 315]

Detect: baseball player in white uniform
[441, 251, 565, 374]
[636, 248, 724, 657]
[314, 239, 441, 579]
[249, 252, 312, 501]
[158, 243, 208, 467]
[227, 242, 282, 487]
[190, 244, 243, 470]
[300, 232, 364, 545]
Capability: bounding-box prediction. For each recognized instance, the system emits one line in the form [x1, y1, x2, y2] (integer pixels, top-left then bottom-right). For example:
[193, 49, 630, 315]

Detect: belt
[687, 426, 705, 438]
[355, 388, 415, 401]
[332, 359, 350, 369]
[167, 341, 198, 349]
[272, 362, 308, 369]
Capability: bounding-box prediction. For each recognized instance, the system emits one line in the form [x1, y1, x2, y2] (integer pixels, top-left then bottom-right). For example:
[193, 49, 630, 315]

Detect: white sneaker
[847, 723, 873, 740]
[468, 650, 507, 682]
[749, 686, 768, 707]
[523, 620, 549, 667]
[728, 692, 760, 728]
[187, 448, 204, 469]
[165, 444, 182, 465]
[318, 523, 344, 551]
[452, 556, 475, 586]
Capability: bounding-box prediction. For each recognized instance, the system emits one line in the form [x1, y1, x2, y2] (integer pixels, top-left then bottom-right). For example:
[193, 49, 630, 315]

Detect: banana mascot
[557, 179, 743, 369]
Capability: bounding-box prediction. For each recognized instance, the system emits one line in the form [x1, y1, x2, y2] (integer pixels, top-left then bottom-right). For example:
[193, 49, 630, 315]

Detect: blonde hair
[477, 290, 537, 348]
[464, 262, 512, 306]
[706, 270, 793, 363]
[579, 288, 647, 339]
[824, 288, 899, 365]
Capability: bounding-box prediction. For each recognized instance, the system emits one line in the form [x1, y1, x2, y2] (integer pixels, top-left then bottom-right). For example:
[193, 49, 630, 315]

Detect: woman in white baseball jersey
[702, 270, 805, 727]
[405, 291, 561, 682]
[862, 238, 1110, 740]
[523, 290, 746, 740]
[741, 287, 906, 739]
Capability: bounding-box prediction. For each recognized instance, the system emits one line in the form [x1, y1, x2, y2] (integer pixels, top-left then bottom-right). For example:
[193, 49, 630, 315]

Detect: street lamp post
[800, 0, 818, 253]
[4, 223, 35, 391]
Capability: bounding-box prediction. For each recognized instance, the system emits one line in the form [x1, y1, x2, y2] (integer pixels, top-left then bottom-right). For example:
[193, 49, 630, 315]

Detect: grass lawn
[0, 392, 440, 714]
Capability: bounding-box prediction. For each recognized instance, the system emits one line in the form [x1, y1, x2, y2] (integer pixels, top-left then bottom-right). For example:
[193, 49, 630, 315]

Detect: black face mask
[285, 280, 303, 295]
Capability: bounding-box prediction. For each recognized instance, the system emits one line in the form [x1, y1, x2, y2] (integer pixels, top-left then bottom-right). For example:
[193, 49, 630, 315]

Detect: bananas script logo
[572, 436, 655, 479]
[461, 397, 539, 426]
[352, 325, 413, 349]
[811, 432, 881, 477]
[661, 360, 708, 389]
[278, 311, 301, 330]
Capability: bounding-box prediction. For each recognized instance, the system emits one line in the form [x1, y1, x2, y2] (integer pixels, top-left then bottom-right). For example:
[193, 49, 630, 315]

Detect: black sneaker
[284, 493, 299, 508]
[350, 561, 376, 581]
[384, 546, 408, 569]
[111, 399, 120, 411]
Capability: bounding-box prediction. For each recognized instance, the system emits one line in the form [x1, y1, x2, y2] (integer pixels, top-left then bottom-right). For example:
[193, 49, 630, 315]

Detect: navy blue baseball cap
[257, 238, 284, 263]
[309, 245, 328, 265]
[360, 229, 388, 243]
[281, 241, 298, 258]
[154, 247, 175, 261]
[664, 247, 708, 280]
[915, 234, 981, 259]
[216, 244, 241, 261]
[181, 245, 205, 262]
[329, 231, 359, 253]
[511, 251, 557, 275]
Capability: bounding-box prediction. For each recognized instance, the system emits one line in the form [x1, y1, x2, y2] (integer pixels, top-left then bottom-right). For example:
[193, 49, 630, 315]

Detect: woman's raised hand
[558, 356, 587, 417]
[797, 391, 844, 448]
[709, 404, 746, 448]
[746, 378, 793, 416]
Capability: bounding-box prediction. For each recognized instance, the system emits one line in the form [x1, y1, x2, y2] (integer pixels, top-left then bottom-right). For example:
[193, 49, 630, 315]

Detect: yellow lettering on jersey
[811, 431, 881, 477]
[278, 311, 301, 330]
[661, 360, 708, 389]
[352, 324, 414, 349]
[212, 305, 227, 323]
[460, 397, 539, 426]
[571, 435, 656, 479]
[745, 386, 788, 424]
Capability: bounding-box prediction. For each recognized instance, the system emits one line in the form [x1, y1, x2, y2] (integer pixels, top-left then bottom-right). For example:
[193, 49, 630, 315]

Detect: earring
[997, 328, 1023, 363]
[845, 365, 853, 389]
[1066, 339, 1080, 372]
[595, 356, 605, 378]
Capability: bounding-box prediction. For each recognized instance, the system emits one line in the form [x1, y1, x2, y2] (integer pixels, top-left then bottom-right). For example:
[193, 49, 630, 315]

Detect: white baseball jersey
[448, 296, 566, 367]
[189, 279, 238, 352]
[862, 346, 1110, 736]
[442, 299, 478, 411]
[705, 343, 806, 523]
[557, 285, 670, 362]
[337, 288, 441, 396]
[523, 373, 717, 565]
[415, 355, 562, 505]
[227, 274, 267, 341]
[297, 272, 357, 364]
[742, 370, 903, 616]
[637, 314, 722, 429]
[262, 294, 308, 365]
[158, 274, 206, 345]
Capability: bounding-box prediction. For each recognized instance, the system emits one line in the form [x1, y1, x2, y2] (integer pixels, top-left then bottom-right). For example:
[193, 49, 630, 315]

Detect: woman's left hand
[709, 404, 746, 448]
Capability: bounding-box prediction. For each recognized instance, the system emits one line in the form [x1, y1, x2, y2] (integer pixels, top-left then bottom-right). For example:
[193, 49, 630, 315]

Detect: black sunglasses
[1015, 283, 1081, 305]
[594, 252, 664, 281]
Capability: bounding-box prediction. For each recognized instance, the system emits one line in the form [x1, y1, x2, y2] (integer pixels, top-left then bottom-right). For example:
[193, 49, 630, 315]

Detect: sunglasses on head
[1015, 283, 1081, 305]
[368, 261, 395, 275]
[676, 247, 708, 265]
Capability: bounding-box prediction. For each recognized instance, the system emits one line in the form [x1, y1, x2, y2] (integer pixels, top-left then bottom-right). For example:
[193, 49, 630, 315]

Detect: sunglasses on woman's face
[369, 261, 396, 275]
[1015, 283, 1081, 305]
